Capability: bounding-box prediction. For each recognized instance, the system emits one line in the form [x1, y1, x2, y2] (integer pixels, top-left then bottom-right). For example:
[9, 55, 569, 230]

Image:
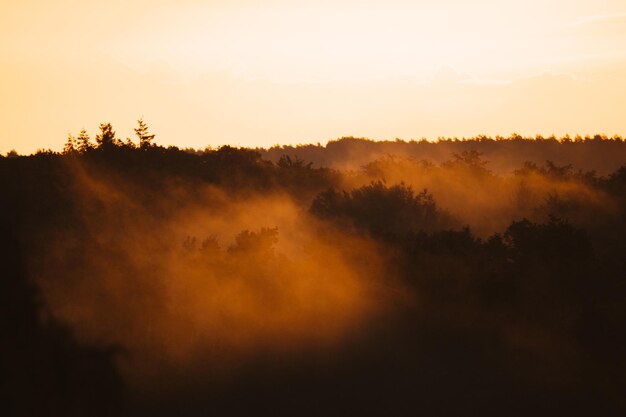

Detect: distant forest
[262, 134, 626, 175]
[2, 121, 626, 416]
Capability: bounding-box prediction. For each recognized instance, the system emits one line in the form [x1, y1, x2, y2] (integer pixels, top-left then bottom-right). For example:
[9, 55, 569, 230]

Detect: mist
[31, 161, 404, 387]
[3, 132, 626, 416]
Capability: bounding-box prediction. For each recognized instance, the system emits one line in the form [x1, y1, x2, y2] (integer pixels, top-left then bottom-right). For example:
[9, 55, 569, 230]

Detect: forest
[2, 122, 626, 416]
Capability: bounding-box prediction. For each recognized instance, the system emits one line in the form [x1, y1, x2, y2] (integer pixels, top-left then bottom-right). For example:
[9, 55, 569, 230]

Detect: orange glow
[35, 162, 405, 382]
[2, 0, 626, 153]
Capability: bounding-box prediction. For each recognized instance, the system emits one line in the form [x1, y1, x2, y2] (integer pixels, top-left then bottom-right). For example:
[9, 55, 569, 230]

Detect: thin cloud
[458, 78, 513, 86]
[566, 12, 626, 27]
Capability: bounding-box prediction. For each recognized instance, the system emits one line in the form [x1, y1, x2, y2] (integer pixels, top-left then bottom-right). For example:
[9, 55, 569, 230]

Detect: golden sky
[2, 0, 626, 153]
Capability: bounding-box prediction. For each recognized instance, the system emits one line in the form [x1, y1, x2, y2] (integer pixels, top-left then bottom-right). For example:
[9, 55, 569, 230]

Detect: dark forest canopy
[6, 124, 626, 176]
[261, 134, 626, 175]
[2, 121, 626, 417]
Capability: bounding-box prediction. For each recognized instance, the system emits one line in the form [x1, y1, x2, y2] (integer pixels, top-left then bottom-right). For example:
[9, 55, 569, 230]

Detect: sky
[1, 0, 626, 153]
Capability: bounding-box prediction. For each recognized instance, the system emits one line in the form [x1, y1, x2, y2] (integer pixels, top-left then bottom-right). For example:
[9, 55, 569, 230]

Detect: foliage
[310, 181, 454, 236]
[2, 126, 626, 416]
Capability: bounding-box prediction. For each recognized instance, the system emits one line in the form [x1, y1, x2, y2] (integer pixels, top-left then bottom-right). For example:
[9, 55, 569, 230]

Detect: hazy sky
[2, 0, 626, 153]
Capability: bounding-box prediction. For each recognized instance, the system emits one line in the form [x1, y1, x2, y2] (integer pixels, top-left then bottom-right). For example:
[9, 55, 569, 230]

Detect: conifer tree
[134, 118, 155, 149]
[76, 129, 93, 152]
[63, 133, 77, 154]
[95, 123, 118, 150]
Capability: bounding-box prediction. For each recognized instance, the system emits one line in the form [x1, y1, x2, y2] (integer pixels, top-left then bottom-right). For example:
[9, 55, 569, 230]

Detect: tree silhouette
[63, 133, 77, 154]
[95, 123, 119, 150]
[76, 129, 93, 153]
[310, 182, 455, 237]
[444, 150, 491, 175]
[228, 227, 279, 259]
[134, 118, 156, 149]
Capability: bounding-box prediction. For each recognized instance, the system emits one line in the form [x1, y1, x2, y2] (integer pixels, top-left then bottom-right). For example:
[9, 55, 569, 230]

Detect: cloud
[563, 12, 626, 38]
[567, 12, 626, 27]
